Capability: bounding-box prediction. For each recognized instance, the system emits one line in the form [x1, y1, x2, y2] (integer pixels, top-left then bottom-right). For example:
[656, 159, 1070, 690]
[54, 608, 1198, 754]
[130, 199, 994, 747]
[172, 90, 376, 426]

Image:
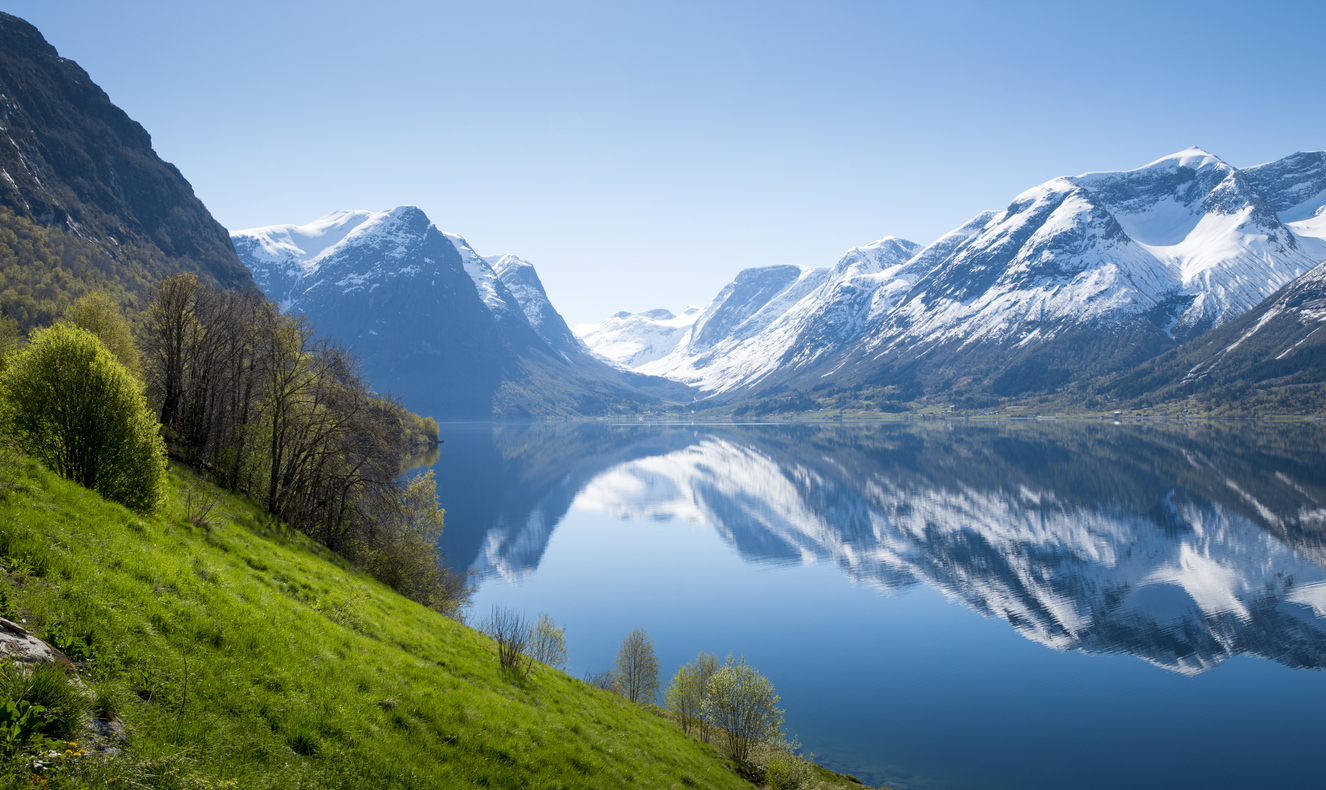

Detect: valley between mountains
[4, 7, 1326, 790]
[231, 148, 1326, 419]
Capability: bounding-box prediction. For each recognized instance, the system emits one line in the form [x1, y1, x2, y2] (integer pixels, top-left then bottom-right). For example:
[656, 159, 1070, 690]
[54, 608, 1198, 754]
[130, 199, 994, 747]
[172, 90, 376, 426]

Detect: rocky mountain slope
[580, 148, 1326, 407]
[232, 207, 680, 419]
[1096, 256, 1326, 411]
[0, 12, 253, 328]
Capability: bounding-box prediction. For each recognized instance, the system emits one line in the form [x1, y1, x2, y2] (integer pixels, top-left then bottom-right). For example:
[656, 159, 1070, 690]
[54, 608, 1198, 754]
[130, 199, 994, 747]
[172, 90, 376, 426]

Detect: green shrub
[751, 740, 820, 790]
[0, 659, 90, 741]
[0, 324, 165, 513]
[61, 291, 141, 376]
[703, 655, 784, 764]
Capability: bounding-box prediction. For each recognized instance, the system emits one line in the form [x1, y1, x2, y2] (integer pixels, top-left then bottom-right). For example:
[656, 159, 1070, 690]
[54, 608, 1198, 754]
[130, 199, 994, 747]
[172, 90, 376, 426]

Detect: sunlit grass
[0, 458, 754, 788]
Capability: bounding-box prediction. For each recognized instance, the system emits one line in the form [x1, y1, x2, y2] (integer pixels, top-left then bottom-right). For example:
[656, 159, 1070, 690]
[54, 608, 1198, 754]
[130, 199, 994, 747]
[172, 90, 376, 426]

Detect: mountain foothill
[3, 8, 1325, 420]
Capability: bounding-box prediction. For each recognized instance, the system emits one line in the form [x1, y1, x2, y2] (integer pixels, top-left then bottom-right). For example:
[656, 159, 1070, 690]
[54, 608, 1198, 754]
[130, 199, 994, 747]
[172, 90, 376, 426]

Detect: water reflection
[427, 421, 1326, 674]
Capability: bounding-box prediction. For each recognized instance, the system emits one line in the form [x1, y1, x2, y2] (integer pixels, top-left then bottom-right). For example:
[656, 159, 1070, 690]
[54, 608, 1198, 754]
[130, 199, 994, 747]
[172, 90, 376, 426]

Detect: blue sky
[10, 0, 1325, 325]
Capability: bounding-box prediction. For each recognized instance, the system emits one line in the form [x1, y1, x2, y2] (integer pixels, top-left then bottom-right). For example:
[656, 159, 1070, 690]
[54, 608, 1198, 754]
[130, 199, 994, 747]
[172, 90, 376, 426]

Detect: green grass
[0, 458, 768, 789]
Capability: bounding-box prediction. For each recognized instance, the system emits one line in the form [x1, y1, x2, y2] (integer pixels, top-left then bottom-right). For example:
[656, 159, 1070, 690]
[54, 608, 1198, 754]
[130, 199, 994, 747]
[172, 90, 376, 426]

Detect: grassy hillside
[0, 456, 774, 789]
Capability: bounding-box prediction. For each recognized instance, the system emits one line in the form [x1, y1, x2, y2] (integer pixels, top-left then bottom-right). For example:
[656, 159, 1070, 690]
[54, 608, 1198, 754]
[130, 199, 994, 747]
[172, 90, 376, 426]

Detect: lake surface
[420, 420, 1326, 790]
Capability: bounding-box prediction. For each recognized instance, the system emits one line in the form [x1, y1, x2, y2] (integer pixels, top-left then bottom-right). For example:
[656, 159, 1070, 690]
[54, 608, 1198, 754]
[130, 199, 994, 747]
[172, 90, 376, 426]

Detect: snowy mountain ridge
[235, 206, 578, 348]
[232, 206, 668, 417]
[576, 148, 1326, 399]
[572, 306, 704, 370]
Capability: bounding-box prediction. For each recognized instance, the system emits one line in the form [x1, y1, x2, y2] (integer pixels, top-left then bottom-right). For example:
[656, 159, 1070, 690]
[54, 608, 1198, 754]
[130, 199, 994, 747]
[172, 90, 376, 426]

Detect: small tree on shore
[703, 654, 784, 764]
[529, 613, 568, 670]
[614, 627, 660, 704]
[664, 651, 719, 739]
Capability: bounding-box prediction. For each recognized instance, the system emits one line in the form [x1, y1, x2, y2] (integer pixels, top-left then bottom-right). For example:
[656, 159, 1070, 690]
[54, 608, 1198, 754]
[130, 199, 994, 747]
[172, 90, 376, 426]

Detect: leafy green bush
[751, 740, 820, 790]
[61, 291, 141, 376]
[0, 323, 165, 513]
[703, 654, 784, 764]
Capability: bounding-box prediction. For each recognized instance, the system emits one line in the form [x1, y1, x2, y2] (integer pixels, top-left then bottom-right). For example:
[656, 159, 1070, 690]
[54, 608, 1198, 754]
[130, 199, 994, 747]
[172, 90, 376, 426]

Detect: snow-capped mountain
[632, 236, 926, 392]
[1098, 255, 1326, 405]
[573, 307, 702, 369]
[583, 148, 1326, 402]
[486, 254, 593, 362]
[575, 236, 922, 394]
[231, 207, 669, 418]
[869, 148, 1324, 353]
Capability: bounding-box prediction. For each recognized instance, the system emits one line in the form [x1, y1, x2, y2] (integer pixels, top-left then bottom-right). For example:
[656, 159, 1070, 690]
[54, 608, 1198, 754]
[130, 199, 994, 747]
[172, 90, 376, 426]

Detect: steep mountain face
[486, 254, 591, 362]
[833, 149, 1326, 401]
[232, 207, 670, 419]
[892, 148, 1319, 341]
[586, 148, 1326, 405]
[1244, 150, 1326, 222]
[0, 12, 253, 312]
[1097, 259, 1326, 410]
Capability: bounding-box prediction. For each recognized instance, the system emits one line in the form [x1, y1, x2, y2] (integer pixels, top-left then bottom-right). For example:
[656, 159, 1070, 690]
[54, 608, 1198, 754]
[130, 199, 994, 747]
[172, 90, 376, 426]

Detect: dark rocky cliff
[0, 11, 253, 326]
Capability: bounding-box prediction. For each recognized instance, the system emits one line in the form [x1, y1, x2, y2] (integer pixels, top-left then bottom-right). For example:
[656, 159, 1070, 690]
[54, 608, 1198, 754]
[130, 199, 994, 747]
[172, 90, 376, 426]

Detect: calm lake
[419, 420, 1326, 790]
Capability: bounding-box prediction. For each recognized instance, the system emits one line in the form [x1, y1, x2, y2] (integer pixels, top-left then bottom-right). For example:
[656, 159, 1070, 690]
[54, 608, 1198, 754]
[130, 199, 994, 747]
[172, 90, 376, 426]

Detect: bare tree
[142, 272, 201, 431]
[138, 278, 470, 615]
[613, 627, 660, 704]
[479, 606, 531, 672]
[582, 668, 616, 692]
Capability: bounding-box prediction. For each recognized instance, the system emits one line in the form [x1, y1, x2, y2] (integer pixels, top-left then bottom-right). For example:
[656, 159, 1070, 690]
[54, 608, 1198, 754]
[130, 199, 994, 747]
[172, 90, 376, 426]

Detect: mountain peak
[382, 204, 428, 223]
[486, 253, 535, 277]
[1135, 146, 1228, 173]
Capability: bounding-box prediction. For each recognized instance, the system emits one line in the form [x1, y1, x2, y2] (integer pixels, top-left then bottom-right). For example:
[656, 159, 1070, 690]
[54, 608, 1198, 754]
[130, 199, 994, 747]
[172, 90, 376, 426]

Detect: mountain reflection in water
[426, 421, 1326, 675]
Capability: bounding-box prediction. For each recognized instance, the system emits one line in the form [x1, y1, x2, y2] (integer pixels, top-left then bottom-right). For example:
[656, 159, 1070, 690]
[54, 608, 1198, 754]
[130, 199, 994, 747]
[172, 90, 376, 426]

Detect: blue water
[422, 421, 1326, 790]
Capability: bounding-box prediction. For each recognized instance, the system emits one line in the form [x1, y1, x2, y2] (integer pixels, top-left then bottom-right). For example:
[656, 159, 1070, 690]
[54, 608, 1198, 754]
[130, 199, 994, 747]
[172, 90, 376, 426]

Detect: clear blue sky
[10, 0, 1325, 325]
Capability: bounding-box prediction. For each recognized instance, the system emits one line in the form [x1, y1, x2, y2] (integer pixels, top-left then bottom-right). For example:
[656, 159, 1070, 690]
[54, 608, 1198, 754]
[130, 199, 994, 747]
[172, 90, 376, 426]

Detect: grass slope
[0, 458, 756, 789]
